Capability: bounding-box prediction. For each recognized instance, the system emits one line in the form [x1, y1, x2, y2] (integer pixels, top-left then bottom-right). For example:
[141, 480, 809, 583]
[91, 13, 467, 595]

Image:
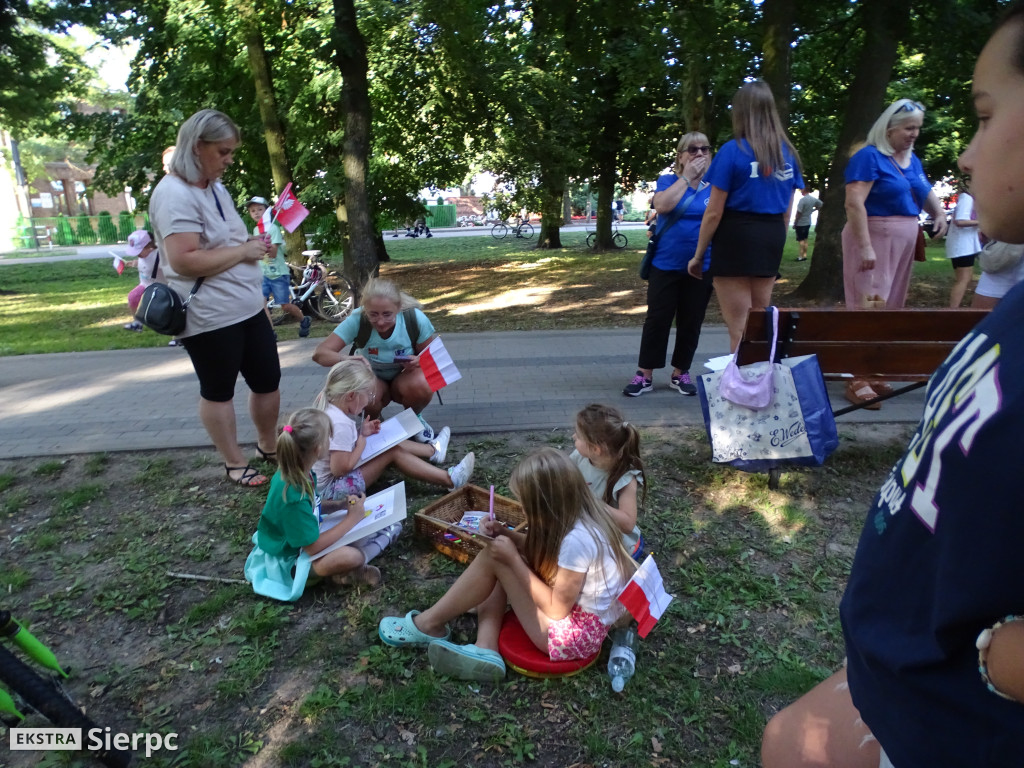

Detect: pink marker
[489, 485, 495, 521]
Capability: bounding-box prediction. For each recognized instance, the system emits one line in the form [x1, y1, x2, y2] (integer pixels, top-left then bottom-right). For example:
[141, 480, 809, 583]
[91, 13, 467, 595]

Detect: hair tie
[282, 425, 293, 434]
[622, 421, 630, 428]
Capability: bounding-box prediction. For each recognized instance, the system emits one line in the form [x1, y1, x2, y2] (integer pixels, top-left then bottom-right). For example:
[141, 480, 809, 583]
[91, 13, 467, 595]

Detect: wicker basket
[414, 485, 526, 564]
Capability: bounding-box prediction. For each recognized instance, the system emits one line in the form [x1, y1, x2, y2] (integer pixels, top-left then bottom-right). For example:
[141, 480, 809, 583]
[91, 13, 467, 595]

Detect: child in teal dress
[244, 408, 384, 601]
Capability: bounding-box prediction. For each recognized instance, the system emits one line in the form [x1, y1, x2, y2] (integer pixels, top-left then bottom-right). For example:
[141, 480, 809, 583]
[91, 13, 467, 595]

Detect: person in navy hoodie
[761, 6, 1024, 766]
[687, 80, 803, 352]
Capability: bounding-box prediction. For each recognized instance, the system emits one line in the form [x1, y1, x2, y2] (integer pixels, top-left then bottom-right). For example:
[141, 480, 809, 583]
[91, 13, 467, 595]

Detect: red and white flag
[418, 336, 462, 392]
[272, 183, 310, 233]
[617, 555, 673, 638]
[111, 253, 125, 275]
[256, 207, 273, 235]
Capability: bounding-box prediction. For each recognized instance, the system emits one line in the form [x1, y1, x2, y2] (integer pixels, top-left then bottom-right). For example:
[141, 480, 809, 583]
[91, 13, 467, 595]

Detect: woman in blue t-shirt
[312, 277, 442, 442]
[623, 132, 714, 398]
[841, 98, 949, 408]
[687, 81, 804, 351]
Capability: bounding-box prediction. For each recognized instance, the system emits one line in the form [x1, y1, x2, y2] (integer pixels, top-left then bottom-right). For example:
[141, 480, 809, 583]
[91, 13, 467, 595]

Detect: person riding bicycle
[246, 196, 311, 338]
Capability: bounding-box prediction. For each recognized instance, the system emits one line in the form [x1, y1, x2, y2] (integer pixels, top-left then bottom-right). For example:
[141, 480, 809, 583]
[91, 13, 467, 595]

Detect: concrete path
[0, 326, 925, 459]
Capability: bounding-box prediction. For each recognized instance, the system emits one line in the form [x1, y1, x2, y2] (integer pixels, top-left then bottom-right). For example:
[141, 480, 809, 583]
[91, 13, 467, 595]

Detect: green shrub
[97, 212, 118, 244]
[54, 215, 76, 246]
[118, 211, 135, 240]
[74, 215, 97, 244]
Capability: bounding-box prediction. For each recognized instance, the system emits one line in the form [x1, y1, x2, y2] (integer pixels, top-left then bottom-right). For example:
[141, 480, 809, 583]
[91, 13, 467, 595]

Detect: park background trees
[11, 0, 1011, 297]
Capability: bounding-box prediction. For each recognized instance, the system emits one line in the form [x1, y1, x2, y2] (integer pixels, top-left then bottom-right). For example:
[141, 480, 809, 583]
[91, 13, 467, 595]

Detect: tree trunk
[239, 3, 305, 258]
[536, 171, 565, 249]
[794, 0, 911, 302]
[760, 0, 797, 124]
[331, 0, 377, 297]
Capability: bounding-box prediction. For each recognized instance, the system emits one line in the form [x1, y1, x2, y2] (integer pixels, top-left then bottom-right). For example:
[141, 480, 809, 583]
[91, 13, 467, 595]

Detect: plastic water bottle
[607, 625, 639, 692]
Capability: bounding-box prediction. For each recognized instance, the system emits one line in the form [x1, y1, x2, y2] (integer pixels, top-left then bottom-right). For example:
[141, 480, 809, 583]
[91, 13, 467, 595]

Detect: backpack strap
[350, 307, 421, 354]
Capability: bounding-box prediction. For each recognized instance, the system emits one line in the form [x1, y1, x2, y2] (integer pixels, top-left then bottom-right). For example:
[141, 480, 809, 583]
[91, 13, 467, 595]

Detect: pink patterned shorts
[547, 605, 608, 661]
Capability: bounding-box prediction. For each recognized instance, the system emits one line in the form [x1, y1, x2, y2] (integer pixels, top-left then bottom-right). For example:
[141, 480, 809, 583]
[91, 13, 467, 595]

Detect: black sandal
[225, 464, 268, 487]
[255, 445, 277, 464]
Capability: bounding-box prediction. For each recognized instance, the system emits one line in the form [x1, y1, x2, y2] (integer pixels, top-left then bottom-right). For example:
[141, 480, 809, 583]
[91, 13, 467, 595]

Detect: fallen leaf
[727, 663, 742, 674]
[398, 729, 416, 746]
[651, 736, 663, 753]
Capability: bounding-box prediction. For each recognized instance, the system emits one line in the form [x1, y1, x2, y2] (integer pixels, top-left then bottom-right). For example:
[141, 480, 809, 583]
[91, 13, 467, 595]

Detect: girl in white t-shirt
[378, 447, 637, 683]
[944, 190, 982, 307]
[570, 403, 648, 561]
[311, 358, 475, 500]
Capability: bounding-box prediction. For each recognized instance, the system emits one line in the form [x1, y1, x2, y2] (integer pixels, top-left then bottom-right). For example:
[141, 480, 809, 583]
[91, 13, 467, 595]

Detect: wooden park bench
[735, 308, 991, 415]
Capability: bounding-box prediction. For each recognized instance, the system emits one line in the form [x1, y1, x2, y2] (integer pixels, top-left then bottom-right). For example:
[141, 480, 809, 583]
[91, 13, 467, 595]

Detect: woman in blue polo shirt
[687, 80, 804, 351]
[623, 132, 714, 398]
[841, 98, 948, 407]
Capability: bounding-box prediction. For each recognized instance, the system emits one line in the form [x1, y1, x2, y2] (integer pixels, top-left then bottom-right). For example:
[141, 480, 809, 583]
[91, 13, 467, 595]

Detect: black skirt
[709, 209, 786, 278]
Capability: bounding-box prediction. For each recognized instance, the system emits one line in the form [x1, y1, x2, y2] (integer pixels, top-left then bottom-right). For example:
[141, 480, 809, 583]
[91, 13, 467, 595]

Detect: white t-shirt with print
[557, 520, 627, 626]
[312, 403, 359, 492]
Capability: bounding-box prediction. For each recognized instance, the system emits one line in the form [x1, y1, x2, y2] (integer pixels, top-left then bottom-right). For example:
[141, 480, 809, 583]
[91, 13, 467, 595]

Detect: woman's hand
[240, 237, 271, 263]
[478, 517, 504, 538]
[687, 255, 703, 279]
[360, 418, 381, 437]
[859, 244, 878, 272]
[397, 353, 420, 370]
[683, 153, 708, 186]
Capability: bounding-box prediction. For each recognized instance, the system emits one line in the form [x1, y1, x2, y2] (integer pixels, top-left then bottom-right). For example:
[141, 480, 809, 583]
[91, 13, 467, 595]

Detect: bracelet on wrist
[976, 614, 1024, 701]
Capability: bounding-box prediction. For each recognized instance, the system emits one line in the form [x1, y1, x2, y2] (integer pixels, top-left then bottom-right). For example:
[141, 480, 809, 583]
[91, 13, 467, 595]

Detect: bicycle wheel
[491, 223, 508, 240]
[519, 223, 534, 239]
[613, 232, 628, 249]
[312, 277, 355, 323]
[0, 644, 131, 767]
[586, 232, 597, 249]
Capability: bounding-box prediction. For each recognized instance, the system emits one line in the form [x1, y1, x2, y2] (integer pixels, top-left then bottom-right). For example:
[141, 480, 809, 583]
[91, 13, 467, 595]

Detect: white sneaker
[429, 426, 451, 465]
[448, 452, 475, 489]
[413, 413, 434, 443]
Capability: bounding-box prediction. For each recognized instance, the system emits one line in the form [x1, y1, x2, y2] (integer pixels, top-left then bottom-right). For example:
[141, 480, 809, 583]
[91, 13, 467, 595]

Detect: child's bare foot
[330, 565, 382, 588]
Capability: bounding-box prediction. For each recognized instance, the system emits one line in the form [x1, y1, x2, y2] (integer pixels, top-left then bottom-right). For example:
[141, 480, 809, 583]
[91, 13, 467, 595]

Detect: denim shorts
[262, 275, 291, 304]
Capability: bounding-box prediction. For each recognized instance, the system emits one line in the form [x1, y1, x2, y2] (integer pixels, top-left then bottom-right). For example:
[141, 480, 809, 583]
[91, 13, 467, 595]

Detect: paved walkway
[0, 327, 926, 459]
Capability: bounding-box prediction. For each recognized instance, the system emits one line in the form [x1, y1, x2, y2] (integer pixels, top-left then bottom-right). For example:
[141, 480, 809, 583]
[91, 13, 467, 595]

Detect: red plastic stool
[497, 611, 600, 679]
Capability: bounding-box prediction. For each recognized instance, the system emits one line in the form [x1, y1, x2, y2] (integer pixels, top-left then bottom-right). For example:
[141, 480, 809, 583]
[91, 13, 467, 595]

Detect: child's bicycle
[0, 609, 132, 767]
[266, 251, 355, 326]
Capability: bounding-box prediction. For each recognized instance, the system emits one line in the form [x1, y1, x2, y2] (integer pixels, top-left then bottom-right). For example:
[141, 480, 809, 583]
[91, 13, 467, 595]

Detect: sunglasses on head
[896, 100, 925, 114]
[683, 145, 711, 155]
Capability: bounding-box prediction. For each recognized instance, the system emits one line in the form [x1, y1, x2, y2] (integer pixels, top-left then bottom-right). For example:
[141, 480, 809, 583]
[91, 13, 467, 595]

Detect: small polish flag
[617, 555, 674, 638]
[111, 254, 125, 275]
[256, 207, 272, 235]
[418, 336, 461, 392]
[272, 182, 310, 233]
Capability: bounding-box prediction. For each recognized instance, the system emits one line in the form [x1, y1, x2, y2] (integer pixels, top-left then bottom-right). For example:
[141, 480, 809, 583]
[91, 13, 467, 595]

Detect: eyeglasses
[683, 145, 712, 155]
[896, 100, 925, 114]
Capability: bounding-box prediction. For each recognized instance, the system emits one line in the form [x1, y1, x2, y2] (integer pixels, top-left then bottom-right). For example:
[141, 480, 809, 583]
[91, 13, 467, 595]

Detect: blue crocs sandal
[427, 640, 506, 682]
[378, 610, 449, 647]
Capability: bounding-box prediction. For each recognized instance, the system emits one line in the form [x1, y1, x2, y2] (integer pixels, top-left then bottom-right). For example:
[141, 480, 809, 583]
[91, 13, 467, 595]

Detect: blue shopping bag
[697, 353, 839, 473]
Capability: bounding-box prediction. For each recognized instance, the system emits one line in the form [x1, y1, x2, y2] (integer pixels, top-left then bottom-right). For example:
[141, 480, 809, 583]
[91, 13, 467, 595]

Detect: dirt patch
[1, 424, 914, 767]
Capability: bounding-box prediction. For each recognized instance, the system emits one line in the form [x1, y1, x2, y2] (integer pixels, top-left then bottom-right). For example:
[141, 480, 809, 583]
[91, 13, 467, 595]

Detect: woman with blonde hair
[623, 131, 715, 397]
[687, 81, 804, 352]
[313, 277, 444, 442]
[841, 98, 948, 407]
[150, 109, 277, 487]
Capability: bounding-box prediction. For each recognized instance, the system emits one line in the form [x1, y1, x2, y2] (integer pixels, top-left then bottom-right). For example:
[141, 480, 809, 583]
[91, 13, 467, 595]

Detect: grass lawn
[0, 423, 914, 768]
[0, 231, 966, 355]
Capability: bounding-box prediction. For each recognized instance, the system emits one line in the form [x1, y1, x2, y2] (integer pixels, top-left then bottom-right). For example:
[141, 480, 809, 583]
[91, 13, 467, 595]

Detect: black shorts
[181, 311, 281, 402]
[709, 210, 786, 278]
[950, 254, 977, 269]
[794, 225, 811, 241]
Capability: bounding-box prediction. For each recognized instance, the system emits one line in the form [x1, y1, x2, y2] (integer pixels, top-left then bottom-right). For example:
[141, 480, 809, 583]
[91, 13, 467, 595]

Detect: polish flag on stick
[617, 555, 674, 638]
[418, 336, 462, 392]
[256, 207, 273, 235]
[271, 182, 310, 233]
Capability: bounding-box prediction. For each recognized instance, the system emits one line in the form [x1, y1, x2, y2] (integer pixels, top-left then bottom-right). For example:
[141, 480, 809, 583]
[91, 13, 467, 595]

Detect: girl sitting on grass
[377, 447, 636, 682]
[311, 358, 474, 501]
[570, 403, 648, 561]
[244, 408, 384, 599]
